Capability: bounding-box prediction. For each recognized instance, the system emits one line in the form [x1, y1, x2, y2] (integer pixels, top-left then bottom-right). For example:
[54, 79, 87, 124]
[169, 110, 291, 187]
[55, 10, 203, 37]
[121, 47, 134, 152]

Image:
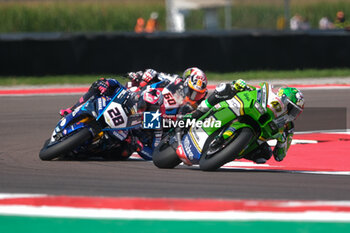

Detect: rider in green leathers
[186, 79, 305, 164]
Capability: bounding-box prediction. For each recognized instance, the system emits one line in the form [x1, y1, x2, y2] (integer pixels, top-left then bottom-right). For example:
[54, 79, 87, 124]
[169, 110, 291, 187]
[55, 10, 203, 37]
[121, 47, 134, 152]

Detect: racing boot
[59, 107, 73, 117]
[59, 83, 98, 117]
[59, 96, 85, 117]
[244, 142, 272, 164]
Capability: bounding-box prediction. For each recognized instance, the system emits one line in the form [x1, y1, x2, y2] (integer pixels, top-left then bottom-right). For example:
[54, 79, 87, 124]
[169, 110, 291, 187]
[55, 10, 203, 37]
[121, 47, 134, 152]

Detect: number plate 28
[103, 102, 127, 128]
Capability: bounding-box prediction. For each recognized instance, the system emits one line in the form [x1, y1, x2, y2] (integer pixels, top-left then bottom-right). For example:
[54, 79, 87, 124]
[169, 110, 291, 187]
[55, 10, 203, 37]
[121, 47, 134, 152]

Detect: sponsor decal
[55, 126, 60, 133]
[176, 144, 192, 165]
[97, 98, 107, 115]
[59, 119, 66, 127]
[117, 90, 126, 99]
[104, 103, 128, 128]
[72, 104, 83, 117]
[183, 136, 194, 160]
[214, 103, 222, 110]
[111, 130, 128, 141]
[174, 78, 182, 85]
[226, 98, 241, 116]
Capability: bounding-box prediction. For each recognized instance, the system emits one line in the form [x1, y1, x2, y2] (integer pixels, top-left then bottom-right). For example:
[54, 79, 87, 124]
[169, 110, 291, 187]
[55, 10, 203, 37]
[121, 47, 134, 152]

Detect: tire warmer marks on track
[0, 194, 350, 233]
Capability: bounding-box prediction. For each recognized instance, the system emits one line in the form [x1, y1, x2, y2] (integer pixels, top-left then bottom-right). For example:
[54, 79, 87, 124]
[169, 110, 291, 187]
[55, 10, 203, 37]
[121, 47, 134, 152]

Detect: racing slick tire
[152, 136, 181, 169]
[39, 128, 92, 161]
[199, 127, 254, 171]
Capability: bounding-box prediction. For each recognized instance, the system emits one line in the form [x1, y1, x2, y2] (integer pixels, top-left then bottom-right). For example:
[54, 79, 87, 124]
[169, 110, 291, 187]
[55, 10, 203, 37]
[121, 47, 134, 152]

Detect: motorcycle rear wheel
[39, 128, 92, 161]
[199, 127, 254, 171]
[152, 136, 181, 169]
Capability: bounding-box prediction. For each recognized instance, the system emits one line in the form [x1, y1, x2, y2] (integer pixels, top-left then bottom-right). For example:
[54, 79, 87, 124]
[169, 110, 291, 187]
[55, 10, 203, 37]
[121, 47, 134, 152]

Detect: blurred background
[0, 0, 349, 76]
[0, 0, 349, 32]
[0, 0, 350, 33]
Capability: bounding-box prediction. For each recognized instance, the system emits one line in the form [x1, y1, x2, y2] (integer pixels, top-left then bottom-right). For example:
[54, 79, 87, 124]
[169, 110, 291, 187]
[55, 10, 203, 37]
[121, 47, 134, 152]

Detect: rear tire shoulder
[152, 136, 181, 169]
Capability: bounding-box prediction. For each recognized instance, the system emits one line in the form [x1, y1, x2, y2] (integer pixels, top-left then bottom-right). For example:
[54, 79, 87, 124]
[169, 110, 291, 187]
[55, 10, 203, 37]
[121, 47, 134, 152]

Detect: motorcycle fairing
[149, 81, 166, 89]
[226, 96, 245, 116]
[165, 108, 178, 115]
[51, 102, 96, 143]
[180, 133, 201, 164]
[179, 88, 263, 164]
[103, 102, 128, 128]
[97, 96, 108, 116]
[96, 88, 125, 121]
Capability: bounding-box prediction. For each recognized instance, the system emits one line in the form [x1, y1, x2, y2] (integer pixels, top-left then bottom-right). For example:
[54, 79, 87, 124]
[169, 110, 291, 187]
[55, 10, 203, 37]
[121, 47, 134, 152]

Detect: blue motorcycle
[39, 85, 142, 161]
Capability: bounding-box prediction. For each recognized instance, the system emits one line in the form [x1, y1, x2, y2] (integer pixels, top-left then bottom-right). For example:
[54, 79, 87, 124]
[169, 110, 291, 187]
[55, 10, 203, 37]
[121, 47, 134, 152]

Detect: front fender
[229, 121, 256, 136]
[222, 122, 258, 158]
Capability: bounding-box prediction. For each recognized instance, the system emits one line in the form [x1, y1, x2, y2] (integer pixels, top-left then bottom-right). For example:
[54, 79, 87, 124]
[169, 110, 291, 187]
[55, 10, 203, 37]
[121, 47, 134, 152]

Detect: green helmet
[278, 87, 305, 121]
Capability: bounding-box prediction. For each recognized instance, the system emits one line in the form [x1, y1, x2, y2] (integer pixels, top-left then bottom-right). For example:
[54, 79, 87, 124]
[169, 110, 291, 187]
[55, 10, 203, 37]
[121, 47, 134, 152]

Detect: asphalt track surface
[0, 88, 350, 201]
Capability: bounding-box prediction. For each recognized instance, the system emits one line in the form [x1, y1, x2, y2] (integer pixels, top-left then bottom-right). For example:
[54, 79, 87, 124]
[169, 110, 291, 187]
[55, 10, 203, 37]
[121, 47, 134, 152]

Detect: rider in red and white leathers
[126, 67, 209, 160]
[126, 67, 208, 117]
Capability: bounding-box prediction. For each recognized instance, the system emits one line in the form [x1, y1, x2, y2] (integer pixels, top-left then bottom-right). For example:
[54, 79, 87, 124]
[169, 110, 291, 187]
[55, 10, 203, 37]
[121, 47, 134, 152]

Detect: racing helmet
[137, 88, 164, 113]
[183, 67, 208, 101]
[277, 87, 305, 121]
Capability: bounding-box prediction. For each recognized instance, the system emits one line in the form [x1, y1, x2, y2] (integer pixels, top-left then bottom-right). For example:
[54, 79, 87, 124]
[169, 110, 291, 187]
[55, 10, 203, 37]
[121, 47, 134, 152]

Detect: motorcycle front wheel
[199, 127, 254, 171]
[39, 128, 92, 161]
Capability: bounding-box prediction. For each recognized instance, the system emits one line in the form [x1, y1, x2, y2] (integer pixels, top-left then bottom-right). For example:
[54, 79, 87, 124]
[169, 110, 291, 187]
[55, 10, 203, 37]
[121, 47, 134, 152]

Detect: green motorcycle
[152, 82, 286, 171]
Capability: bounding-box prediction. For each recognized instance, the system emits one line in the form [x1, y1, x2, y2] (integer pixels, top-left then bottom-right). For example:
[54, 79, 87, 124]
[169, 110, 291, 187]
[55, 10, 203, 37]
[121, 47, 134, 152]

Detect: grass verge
[0, 1, 349, 32]
[1, 69, 350, 86]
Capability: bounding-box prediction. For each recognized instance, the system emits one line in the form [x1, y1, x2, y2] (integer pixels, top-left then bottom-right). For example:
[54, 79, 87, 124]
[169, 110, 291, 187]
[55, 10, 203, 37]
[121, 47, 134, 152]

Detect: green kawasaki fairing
[192, 82, 280, 159]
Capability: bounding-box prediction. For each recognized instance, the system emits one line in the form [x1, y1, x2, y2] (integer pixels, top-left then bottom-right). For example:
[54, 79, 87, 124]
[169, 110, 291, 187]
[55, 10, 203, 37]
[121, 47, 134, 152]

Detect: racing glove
[233, 79, 247, 92]
[95, 78, 110, 95]
[126, 71, 143, 86]
[142, 69, 158, 83]
[178, 103, 195, 115]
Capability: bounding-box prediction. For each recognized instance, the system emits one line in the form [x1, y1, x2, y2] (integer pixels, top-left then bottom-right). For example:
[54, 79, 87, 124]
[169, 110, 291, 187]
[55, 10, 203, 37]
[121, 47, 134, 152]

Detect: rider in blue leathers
[59, 67, 209, 161]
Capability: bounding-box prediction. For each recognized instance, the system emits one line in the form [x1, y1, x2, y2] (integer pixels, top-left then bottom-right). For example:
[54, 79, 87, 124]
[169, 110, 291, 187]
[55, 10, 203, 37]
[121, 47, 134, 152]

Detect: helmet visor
[286, 98, 303, 120]
[188, 77, 207, 93]
[186, 87, 207, 101]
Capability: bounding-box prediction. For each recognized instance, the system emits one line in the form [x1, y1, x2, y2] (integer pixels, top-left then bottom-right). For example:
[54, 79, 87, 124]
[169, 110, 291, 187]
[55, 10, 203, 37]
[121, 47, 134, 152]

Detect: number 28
[107, 107, 125, 126]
